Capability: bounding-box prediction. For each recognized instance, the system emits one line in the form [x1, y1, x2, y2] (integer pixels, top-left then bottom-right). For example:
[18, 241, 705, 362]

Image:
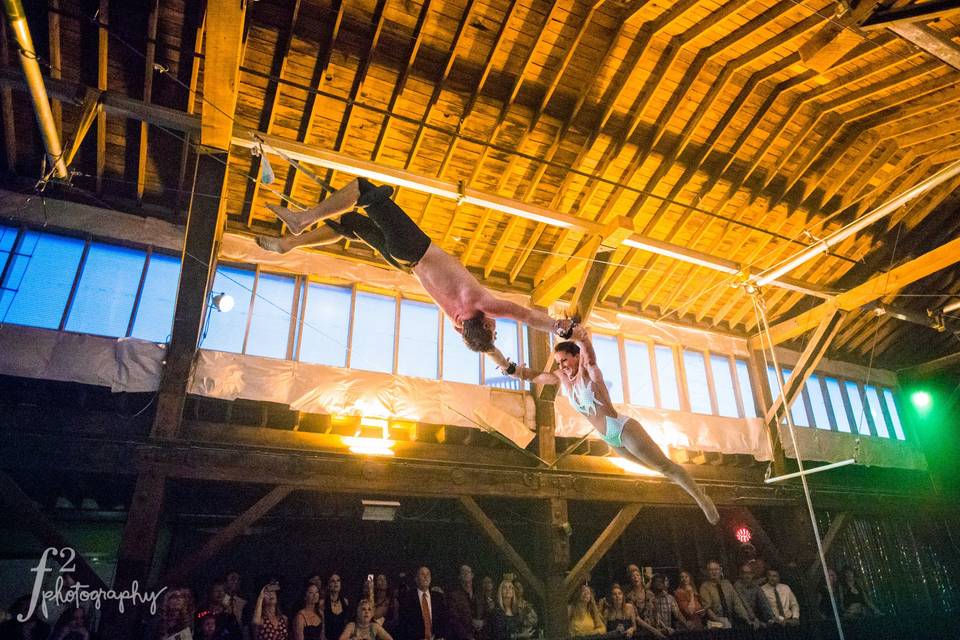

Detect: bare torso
[412, 243, 486, 325]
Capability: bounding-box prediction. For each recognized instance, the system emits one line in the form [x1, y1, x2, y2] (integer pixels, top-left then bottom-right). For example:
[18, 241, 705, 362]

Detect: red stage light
[735, 526, 752, 544]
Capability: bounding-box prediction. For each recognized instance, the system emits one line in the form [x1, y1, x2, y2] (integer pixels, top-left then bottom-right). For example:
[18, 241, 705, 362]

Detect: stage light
[344, 436, 395, 456]
[911, 391, 932, 411]
[735, 526, 753, 544]
[212, 292, 235, 312]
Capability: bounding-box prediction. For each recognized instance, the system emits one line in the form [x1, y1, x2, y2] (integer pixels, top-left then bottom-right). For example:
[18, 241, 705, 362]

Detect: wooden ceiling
[4, 0, 960, 368]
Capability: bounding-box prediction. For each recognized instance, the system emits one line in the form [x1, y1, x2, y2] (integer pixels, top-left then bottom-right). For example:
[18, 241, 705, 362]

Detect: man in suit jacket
[699, 560, 757, 629]
[399, 566, 447, 640]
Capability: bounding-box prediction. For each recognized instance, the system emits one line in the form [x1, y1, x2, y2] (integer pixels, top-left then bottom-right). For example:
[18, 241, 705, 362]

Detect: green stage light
[911, 391, 932, 411]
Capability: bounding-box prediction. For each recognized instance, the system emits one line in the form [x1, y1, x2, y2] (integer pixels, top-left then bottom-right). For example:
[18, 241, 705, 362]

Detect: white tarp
[0, 324, 165, 392]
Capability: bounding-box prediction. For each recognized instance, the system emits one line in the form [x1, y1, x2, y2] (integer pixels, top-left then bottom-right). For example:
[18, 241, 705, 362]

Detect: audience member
[816, 568, 840, 620]
[839, 567, 881, 618]
[699, 560, 754, 629]
[480, 576, 496, 620]
[489, 579, 523, 640]
[148, 587, 196, 640]
[202, 582, 242, 640]
[601, 584, 637, 638]
[760, 569, 799, 626]
[293, 582, 323, 640]
[324, 574, 351, 640]
[733, 563, 773, 627]
[448, 565, 482, 640]
[373, 574, 399, 632]
[0, 594, 51, 640]
[50, 606, 90, 640]
[399, 566, 446, 640]
[253, 581, 289, 640]
[195, 610, 220, 640]
[225, 570, 248, 626]
[340, 600, 394, 640]
[623, 565, 649, 617]
[567, 585, 605, 637]
[511, 580, 537, 639]
[643, 574, 685, 636]
[673, 571, 704, 630]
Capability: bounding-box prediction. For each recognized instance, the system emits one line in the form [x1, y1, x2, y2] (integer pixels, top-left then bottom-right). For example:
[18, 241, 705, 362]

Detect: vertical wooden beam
[136, 0, 160, 202]
[541, 498, 571, 638]
[528, 322, 557, 459]
[0, 23, 17, 170]
[99, 465, 166, 638]
[163, 486, 293, 586]
[152, 151, 229, 439]
[0, 472, 107, 590]
[200, 0, 247, 150]
[458, 497, 544, 600]
[747, 347, 786, 476]
[47, 0, 62, 135]
[563, 503, 643, 599]
[96, 0, 108, 192]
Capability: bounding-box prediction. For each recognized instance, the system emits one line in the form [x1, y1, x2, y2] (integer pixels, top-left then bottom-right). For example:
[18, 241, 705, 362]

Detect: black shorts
[357, 178, 431, 264]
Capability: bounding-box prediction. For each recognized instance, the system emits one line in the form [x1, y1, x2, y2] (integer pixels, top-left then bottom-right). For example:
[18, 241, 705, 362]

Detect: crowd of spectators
[0, 560, 882, 640]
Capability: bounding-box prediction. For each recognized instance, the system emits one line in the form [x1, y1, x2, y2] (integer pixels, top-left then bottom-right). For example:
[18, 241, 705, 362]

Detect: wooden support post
[541, 498, 571, 639]
[152, 151, 229, 439]
[563, 503, 643, 599]
[0, 472, 107, 590]
[568, 248, 614, 322]
[805, 512, 850, 587]
[99, 466, 166, 639]
[527, 321, 557, 461]
[458, 497, 544, 600]
[163, 486, 292, 586]
[759, 308, 846, 427]
[747, 348, 787, 477]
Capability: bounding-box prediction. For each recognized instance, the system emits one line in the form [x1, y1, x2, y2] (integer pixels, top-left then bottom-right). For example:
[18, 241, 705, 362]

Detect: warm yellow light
[360, 416, 389, 428]
[608, 457, 662, 477]
[344, 436, 396, 456]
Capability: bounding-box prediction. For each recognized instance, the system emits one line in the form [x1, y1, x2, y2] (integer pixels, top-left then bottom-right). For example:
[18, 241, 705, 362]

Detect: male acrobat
[256, 178, 577, 351]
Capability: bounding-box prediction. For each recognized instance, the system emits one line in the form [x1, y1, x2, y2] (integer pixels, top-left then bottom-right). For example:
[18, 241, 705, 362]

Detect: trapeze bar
[764, 458, 856, 484]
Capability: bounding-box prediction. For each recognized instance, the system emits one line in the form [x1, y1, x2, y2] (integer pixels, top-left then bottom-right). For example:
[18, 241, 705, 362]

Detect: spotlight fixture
[211, 292, 235, 313]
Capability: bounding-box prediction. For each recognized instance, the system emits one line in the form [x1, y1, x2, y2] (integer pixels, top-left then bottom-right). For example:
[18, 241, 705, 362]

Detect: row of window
[765, 366, 906, 440]
[0, 224, 907, 440]
[0, 225, 178, 342]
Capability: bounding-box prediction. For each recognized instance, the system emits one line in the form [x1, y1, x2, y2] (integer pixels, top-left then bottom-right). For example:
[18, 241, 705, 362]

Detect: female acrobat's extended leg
[617, 420, 719, 524]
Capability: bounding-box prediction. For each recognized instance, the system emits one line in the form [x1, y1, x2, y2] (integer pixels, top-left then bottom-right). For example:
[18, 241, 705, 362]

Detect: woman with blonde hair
[490, 579, 523, 640]
[339, 599, 393, 640]
[567, 585, 605, 637]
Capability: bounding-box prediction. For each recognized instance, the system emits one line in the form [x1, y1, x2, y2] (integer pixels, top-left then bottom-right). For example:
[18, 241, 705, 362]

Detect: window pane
[711, 355, 738, 418]
[398, 299, 439, 379]
[350, 292, 396, 373]
[245, 272, 295, 358]
[882, 388, 906, 440]
[0, 231, 85, 328]
[485, 318, 521, 389]
[591, 334, 623, 403]
[300, 283, 352, 367]
[781, 368, 810, 427]
[683, 350, 712, 414]
[845, 381, 871, 435]
[806, 374, 832, 430]
[65, 243, 146, 337]
[735, 360, 757, 418]
[864, 385, 890, 438]
[825, 377, 851, 433]
[131, 253, 181, 342]
[655, 345, 680, 410]
[202, 265, 255, 353]
[0, 225, 16, 273]
[625, 340, 655, 408]
[766, 365, 781, 398]
[442, 316, 480, 384]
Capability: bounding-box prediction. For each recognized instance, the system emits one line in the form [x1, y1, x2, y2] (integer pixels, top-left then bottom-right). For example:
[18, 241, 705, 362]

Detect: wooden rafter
[562, 503, 643, 599]
[861, 0, 960, 30]
[200, 0, 248, 150]
[96, 0, 108, 191]
[0, 24, 16, 170]
[47, 0, 62, 135]
[136, 0, 160, 203]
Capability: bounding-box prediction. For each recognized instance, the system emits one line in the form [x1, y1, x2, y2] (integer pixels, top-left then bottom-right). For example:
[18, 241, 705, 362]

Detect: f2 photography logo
[20, 547, 167, 621]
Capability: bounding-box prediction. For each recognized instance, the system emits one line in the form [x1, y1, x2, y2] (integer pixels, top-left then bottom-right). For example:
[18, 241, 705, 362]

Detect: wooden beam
[568, 248, 614, 322]
[899, 349, 960, 377]
[163, 486, 292, 585]
[758, 308, 846, 427]
[805, 512, 850, 586]
[458, 496, 544, 600]
[888, 23, 960, 71]
[47, 0, 62, 135]
[136, 0, 159, 202]
[0, 472, 107, 590]
[99, 466, 166, 637]
[200, 0, 247, 150]
[63, 88, 102, 168]
[747, 347, 786, 477]
[861, 0, 960, 30]
[540, 498, 571, 639]
[0, 23, 16, 170]
[96, 0, 108, 191]
[767, 235, 960, 344]
[563, 503, 643, 599]
[151, 151, 228, 439]
[530, 235, 604, 307]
